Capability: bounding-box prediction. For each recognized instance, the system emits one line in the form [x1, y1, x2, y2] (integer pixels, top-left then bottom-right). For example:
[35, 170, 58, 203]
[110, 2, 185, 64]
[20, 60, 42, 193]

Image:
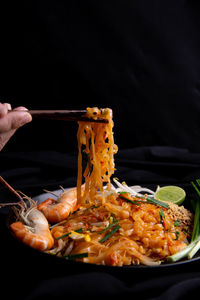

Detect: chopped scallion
[159, 208, 165, 224]
[174, 220, 181, 227]
[119, 195, 141, 206]
[175, 231, 180, 240]
[98, 219, 119, 234]
[56, 228, 83, 240]
[99, 224, 121, 243]
[64, 252, 88, 260]
[167, 179, 200, 262]
[146, 197, 169, 209]
[167, 239, 199, 262]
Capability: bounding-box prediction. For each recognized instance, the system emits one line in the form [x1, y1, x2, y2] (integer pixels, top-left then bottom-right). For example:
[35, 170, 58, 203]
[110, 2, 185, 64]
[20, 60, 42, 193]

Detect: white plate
[33, 188, 69, 204]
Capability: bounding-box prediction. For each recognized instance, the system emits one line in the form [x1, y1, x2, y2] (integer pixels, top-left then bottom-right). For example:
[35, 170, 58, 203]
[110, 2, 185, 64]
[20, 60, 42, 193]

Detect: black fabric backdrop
[1, 1, 200, 299]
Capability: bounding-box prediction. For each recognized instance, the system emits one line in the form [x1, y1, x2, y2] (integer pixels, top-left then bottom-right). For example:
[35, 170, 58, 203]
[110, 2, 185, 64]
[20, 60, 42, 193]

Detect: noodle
[77, 108, 118, 204]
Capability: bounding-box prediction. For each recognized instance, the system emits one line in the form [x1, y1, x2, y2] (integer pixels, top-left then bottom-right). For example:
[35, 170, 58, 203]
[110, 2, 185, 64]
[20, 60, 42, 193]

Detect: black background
[1, 0, 200, 153]
[0, 1, 200, 299]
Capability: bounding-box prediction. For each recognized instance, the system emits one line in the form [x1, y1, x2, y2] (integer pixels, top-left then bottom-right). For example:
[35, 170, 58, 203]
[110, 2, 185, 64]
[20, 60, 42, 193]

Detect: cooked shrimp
[37, 187, 78, 223]
[0, 176, 54, 251]
[10, 198, 54, 251]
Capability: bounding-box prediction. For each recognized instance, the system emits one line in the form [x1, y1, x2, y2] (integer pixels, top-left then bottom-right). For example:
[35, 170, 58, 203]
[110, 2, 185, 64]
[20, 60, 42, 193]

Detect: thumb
[0, 109, 32, 133]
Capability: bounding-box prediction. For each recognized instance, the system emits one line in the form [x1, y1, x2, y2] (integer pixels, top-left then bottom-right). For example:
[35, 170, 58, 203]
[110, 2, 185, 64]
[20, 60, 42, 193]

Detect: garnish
[90, 204, 100, 210]
[119, 193, 169, 209]
[175, 231, 179, 240]
[119, 195, 141, 206]
[167, 179, 200, 262]
[167, 238, 200, 262]
[154, 185, 186, 206]
[98, 219, 119, 234]
[159, 208, 165, 223]
[99, 224, 121, 243]
[191, 180, 200, 242]
[64, 252, 88, 260]
[145, 197, 169, 209]
[114, 177, 169, 209]
[174, 220, 181, 227]
[56, 228, 83, 240]
[159, 208, 167, 230]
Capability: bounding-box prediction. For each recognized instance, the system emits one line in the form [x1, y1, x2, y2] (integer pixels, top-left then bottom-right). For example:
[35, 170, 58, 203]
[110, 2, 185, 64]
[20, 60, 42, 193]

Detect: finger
[0, 110, 32, 133]
[0, 103, 8, 118]
[5, 103, 12, 111]
[13, 106, 28, 111]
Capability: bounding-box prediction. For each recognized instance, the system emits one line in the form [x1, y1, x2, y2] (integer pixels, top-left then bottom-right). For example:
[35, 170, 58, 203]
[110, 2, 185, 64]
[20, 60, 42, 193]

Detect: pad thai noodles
[1, 107, 197, 266]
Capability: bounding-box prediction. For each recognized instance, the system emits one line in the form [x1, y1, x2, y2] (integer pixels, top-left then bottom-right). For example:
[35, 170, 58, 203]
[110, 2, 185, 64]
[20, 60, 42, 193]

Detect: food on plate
[1, 108, 199, 266]
[48, 181, 192, 266]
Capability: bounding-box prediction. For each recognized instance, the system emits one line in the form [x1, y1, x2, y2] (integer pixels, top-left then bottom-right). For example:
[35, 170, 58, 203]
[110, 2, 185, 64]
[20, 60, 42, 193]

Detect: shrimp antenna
[17, 191, 37, 207]
[0, 176, 26, 209]
[59, 185, 65, 192]
[43, 189, 60, 198]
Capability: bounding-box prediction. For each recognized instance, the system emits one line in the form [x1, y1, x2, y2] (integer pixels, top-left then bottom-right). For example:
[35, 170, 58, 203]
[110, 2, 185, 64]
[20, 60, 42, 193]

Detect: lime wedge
[154, 186, 186, 205]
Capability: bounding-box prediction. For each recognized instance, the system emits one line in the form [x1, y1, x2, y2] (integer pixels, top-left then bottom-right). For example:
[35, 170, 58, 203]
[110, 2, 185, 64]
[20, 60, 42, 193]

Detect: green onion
[64, 252, 88, 260]
[56, 228, 83, 240]
[175, 231, 180, 240]
[98, 219, 119, 234]
[167, 238, 199, 262]
[145, 197, 169, 209]
[56, 232, 71, 240]
[114, 178, 169, 208]
[99, 224, 121, 243]
[174, 220, 181, 227]
[188, 239, 200, 259]
[110, 213, 118, 222]
[190, 189, 200, 242]
[90, 204, 100, 209]
[159, 208, 165, 224]
[119, 195, 141, 206]
[119, 194, 169, 209]
[191, 180, 200, 242]
[167, 179, 200, 262]
[187, 179, 200, 258]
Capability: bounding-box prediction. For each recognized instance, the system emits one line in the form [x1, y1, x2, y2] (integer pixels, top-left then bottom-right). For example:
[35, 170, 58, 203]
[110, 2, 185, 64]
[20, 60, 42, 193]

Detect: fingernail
[15, 106, 28, 111]
[0, 103, 7, 117]
[6, 103, 12, 110]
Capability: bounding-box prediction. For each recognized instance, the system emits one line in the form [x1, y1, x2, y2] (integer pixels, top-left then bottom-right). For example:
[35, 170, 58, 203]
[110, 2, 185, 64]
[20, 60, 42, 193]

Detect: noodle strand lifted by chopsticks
[77, 107, 118, 204]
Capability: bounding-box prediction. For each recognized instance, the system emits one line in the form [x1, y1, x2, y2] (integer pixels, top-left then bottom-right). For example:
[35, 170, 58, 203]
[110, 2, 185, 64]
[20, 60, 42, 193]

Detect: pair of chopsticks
[8, 110, 108, 123]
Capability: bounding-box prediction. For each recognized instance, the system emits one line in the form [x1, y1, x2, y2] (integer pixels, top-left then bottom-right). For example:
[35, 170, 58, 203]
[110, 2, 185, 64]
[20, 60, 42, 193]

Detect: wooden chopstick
[8, 110, 108, 123]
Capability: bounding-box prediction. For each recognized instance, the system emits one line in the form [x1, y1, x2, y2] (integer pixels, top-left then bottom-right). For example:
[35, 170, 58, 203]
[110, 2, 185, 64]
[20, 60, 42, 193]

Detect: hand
[0, 103, 32, 151]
